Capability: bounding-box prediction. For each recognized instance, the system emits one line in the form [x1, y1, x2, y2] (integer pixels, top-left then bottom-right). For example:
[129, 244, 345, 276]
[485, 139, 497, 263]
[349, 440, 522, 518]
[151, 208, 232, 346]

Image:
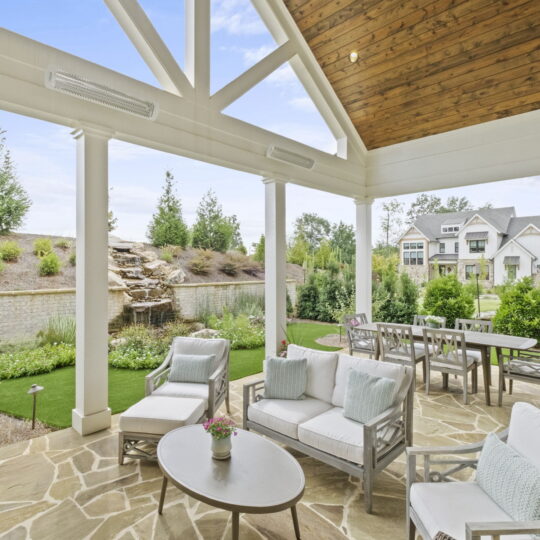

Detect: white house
[399, 207, 540, 286]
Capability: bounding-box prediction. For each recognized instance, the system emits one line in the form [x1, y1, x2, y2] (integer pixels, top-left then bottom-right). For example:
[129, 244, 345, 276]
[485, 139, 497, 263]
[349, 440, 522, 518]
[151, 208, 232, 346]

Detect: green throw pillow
[168, 354, 215, 384]
[343, 369, 396, 424]
[477, 433, 540, 522]
[264, 357, 307, 400]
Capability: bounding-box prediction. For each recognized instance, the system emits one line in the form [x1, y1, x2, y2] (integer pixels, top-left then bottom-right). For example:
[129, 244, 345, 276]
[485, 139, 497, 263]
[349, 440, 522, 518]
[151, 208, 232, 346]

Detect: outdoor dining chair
[497, 348, 540, 406]
[377, 323, 426, 382]
[422, 328, 479, 404]
[344, 313, 376, 358]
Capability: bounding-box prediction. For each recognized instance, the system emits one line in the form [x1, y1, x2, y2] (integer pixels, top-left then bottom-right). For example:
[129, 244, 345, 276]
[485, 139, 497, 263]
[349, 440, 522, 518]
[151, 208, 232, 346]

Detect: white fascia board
[461, 213, 502, 234]
[251, 0, 367, 163]
[104, 0, 194, 98]
[0, 30, 364, 198]
[513, 223, 540, 241]
[367, 110, 540, 198]
[494, 239, 537, 260]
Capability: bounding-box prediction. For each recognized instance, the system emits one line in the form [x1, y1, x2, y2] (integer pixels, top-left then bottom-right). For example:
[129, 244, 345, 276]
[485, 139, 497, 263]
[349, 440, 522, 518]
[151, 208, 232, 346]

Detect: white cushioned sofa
[243, 344, 415, 513]
[407, 402, 540, 540]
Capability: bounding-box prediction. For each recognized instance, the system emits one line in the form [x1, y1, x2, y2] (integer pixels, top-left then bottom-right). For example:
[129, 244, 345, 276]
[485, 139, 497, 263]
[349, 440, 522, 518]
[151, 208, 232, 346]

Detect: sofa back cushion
[169, 354, 215, 384]
[287, 344, 338, 403]
[332, 354, 410, 408]
[265, 357, 307, 400]
[507, 402, 540, 469]
[343, 370, 396, 424]
[172, 337, 228, 373]
[477, 432, 540, 522]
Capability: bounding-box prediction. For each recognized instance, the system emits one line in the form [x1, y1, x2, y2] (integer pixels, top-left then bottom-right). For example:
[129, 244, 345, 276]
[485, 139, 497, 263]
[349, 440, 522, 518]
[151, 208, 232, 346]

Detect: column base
[72, 407, 112, 435]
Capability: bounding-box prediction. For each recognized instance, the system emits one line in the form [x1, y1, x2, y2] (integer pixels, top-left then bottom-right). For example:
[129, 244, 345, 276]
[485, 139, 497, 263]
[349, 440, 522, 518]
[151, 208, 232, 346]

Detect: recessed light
[349, 51, 359, 63]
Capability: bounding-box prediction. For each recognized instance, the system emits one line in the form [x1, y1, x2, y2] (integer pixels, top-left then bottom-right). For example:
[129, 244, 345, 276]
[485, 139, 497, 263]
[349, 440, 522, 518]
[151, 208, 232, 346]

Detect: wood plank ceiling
[284, 0, 540, 149]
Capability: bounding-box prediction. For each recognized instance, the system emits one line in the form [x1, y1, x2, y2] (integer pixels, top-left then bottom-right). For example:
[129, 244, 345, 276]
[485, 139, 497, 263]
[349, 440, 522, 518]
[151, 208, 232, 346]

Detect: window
[469, 240, 486, 253]
[402, 242, 424, 265]
[455, 242, 459, 254]
[442, 226, 460, 233]
[465, 265, 476, 279]
[439, 243, 445, 254]
[506, 265, 517, 281]
[466, 264, 490, 280]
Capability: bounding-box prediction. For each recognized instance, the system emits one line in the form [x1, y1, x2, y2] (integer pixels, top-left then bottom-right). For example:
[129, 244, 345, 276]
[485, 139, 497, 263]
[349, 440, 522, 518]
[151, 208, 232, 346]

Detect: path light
[27, 384, 44, 430]
[473, 264, 481, 316]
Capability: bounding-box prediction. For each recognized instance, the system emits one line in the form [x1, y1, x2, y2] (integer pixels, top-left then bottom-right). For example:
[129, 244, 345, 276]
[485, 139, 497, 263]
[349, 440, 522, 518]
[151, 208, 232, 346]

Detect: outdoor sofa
[243, 344, 414, 513]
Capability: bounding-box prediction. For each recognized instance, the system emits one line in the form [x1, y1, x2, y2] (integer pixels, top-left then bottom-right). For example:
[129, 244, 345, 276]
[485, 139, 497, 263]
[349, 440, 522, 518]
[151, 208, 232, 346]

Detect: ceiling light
[349, 51, 359, 63]
[266, 145, 315, 169]
[45, 70, 158, 120]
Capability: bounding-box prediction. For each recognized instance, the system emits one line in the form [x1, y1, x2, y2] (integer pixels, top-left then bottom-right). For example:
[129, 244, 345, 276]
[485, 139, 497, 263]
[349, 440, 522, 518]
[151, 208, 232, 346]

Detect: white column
[185, 0, 210, 98]
[355, 198, 373, 321]
[263, 178, 287, 358]
[72, 128, 112, 435]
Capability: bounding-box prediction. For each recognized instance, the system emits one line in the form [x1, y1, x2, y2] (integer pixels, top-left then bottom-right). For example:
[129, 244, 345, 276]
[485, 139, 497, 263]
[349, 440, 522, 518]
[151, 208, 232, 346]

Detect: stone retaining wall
[0, 287, 127, 343]
[171, 280, 297, 320]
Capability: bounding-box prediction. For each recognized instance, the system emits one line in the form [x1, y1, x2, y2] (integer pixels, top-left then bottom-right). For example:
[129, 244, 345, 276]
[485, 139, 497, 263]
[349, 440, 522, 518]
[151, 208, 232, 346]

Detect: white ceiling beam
[367, 110, 540, 198]
[210, 41, 296, 112]
[251, 0, 367, 163]
[0, 29, 364, 198]
[185, 0, 210, 98]
[104, 0, 193, 98]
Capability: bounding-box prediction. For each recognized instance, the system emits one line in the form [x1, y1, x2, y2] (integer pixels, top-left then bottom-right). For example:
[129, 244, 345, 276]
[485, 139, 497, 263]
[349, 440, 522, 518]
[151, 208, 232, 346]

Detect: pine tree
[227, 214, 246, 253]
[147, 171, 189, 247]
[191, 190, 232, 252]
[252, 234, 265, 264]
[0, 134, 31, 234]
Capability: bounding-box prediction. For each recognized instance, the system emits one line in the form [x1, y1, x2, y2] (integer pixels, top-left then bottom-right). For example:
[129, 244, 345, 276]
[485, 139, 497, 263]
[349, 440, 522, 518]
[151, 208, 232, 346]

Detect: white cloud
[212, 0, 267, 36]
[288, 96, 318, 113]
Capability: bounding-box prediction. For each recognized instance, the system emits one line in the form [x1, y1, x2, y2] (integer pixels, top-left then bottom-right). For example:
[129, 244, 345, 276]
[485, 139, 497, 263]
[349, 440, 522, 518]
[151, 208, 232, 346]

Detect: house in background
[399, 207, 540, 287]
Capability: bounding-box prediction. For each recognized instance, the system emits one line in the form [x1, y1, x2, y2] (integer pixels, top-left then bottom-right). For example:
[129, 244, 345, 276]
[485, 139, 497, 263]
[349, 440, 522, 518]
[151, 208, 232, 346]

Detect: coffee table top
[157, 425, 305, 513]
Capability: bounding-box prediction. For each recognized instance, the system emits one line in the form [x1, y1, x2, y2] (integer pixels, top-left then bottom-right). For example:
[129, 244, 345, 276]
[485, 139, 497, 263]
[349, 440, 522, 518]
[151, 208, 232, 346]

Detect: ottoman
[118, 395, 205, 464]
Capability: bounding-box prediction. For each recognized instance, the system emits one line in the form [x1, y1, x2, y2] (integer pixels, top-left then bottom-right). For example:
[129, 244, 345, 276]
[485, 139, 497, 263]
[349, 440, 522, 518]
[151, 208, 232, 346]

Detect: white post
[355, 198, 373, 321]
[185, 0, 210, 98]
[263, 178, 287, 358]
[72, 128, 112, 435]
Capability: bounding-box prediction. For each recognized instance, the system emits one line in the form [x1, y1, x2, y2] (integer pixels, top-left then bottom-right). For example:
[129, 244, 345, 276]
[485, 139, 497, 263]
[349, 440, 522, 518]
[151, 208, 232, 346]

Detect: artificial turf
[0, 322, 340, 429]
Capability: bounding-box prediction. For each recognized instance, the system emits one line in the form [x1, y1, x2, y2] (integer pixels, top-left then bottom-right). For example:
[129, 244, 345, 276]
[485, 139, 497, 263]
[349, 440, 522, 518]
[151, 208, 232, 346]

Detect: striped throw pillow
[169, 354, 215, 384]
[264, 357, 307, 400]
[343, 369, 396, 424]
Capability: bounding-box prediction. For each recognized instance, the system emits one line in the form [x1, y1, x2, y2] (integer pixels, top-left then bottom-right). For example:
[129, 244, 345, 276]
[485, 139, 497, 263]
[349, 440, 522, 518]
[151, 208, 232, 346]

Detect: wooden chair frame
[497, 348, 540, 406]
[344, 313, 376, 358]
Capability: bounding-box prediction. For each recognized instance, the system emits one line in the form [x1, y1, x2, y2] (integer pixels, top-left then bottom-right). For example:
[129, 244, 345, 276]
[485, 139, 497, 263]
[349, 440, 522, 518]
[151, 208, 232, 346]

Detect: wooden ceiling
[284, 0, 540, 149]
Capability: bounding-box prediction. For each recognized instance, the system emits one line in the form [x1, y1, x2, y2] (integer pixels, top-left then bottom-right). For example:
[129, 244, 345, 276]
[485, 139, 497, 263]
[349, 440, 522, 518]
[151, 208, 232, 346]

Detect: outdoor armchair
[497, 348, 540, 406]
[344, 313, 376, 358]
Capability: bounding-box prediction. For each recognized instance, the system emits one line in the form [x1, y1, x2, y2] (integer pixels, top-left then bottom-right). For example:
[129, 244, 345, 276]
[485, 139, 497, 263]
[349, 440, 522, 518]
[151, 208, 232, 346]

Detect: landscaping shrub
[422, 273, 474, 328]
[39, 252, 62, 276]
[160, 320, 192, 343]
[220, 254, 240, 276]
[69, 252, 76, 266]
[208, 311, 264, 350]
[493, 277, 540, 341]
[54, 238, 71, 250]
[373, 271, 419, 324]
[160, 248, 173, 263]
[228, 293, 265, 318]
[33, 237, 53, 257]
[189, 250, 213, 275]
[0, 343, 75, 379]
[37, 316, 76, 346]
[0, 240, 22, 262]
[297, 273, 321, 320]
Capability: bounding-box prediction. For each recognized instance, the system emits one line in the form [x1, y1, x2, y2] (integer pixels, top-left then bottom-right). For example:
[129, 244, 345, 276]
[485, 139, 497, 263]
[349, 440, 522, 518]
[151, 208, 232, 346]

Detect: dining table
[358, 322, 538, 406]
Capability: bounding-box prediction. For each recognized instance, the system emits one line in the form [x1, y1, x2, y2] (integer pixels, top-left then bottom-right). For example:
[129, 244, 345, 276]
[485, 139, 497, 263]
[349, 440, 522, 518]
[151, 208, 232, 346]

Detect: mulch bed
[0, 413, 53, 447]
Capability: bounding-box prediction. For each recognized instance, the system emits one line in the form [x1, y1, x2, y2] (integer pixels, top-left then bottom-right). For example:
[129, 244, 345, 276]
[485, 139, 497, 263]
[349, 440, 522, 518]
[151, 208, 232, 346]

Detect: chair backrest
[455, 318, 493, 333]
[171, 336, 230, 373]
[377, 323, 417, 364]
[343, 313, 368, 328]
[413, 314, 447, 328]
[422, 328, 468, 367]
[344, 313, 375, 352]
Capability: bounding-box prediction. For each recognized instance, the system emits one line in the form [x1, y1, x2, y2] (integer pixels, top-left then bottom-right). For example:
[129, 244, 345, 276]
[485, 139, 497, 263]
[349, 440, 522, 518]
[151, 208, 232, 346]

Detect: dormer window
[441, 225, 460, 233]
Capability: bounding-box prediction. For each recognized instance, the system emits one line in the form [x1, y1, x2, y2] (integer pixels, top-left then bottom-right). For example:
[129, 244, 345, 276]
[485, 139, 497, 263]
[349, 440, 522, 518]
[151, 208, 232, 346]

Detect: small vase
[211, 436, 232, 460]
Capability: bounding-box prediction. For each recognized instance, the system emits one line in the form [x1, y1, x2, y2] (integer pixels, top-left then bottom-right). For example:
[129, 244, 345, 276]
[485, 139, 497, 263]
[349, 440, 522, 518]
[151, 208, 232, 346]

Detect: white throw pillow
[287, 344, 338, 403]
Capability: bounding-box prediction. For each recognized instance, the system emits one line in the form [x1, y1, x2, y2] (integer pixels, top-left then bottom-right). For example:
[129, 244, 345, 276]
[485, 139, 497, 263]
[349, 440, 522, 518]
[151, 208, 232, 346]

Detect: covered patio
[1, 1, 539, 539]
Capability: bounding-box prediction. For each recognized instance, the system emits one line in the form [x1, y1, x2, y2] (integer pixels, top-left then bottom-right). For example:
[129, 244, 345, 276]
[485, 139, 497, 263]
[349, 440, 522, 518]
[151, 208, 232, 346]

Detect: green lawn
[0, 322, 340, 429]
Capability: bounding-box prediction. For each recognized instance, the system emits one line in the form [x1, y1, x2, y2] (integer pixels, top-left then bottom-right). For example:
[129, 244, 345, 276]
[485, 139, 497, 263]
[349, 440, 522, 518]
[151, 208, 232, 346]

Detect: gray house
[399, 207, 540, 287]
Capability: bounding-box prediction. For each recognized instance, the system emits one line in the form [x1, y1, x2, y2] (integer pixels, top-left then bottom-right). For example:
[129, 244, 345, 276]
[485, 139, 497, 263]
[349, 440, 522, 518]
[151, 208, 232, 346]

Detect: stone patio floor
[1, 366, 539, 540]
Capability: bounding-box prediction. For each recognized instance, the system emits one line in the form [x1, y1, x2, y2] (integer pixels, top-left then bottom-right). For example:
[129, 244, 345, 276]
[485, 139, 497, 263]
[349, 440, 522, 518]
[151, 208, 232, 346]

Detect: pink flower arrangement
[279, 339, 288, 357]
[203, 417, 238, 440]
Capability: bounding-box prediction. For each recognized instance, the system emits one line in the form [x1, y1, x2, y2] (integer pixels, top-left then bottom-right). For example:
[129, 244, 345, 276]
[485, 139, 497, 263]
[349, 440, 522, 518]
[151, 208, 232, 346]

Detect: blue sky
[1, 0, 539, 248]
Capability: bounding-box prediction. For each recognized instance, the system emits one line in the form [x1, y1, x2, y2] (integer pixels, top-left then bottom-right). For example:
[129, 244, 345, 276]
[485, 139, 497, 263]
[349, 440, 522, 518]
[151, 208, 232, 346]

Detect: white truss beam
[185, 0, 210, 97]
[104, 0, 193, 98]
[211, 41, 296, 112]
[251, 0, 367, 162]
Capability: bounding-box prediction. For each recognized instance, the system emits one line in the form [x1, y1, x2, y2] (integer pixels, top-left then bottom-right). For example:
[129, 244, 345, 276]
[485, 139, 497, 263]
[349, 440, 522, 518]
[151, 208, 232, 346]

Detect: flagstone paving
[1, 367, 538, 540]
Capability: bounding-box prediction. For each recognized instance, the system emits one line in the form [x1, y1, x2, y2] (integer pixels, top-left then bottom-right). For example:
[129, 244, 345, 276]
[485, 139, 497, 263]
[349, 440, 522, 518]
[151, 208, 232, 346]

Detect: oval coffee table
[157, 425, 305, 539]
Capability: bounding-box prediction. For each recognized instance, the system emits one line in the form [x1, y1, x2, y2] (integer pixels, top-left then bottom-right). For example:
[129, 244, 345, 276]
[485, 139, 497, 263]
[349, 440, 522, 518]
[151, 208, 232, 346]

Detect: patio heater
[27, 384, 44, 430]
[473, 264, 481, 316]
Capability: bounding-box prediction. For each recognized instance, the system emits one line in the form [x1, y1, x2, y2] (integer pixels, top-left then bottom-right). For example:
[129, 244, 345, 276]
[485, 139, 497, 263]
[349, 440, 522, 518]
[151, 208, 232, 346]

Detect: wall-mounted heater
[45, 70, 158, 120]
[266, 145, 315, 169]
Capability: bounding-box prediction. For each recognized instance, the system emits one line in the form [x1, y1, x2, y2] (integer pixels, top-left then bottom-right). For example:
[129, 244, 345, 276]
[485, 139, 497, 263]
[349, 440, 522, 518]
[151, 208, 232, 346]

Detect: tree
[406, 194, 444, 224]
[147, 171, 189, 247]
[108, 210, 118, 232]
[191, 190, 233, 252]
[252, 235, 265, 264]
[287, 233, 310, 265]
[293, 213, 331, 252]
[313, 239, 336, 269]
[0, 132, 31, 234]
[226, 215, 246, 253]
[445, 196, 473, 213]
[380, 199, 404, 247]
[331, 222, 355, 263]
